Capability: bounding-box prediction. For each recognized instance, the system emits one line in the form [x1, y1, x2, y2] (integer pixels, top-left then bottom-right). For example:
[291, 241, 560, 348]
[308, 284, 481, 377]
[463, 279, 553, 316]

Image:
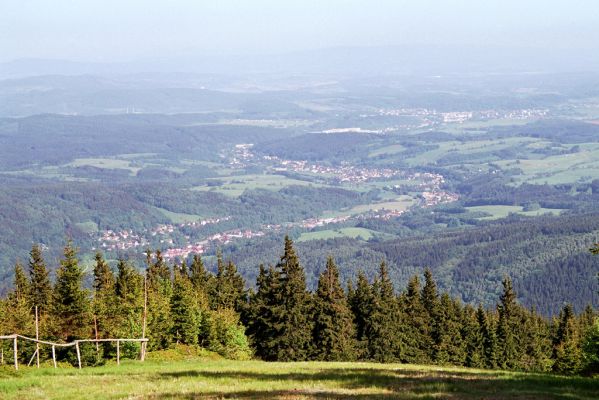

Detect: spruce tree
[13, 262, 30, 304]
[479, 307, 498, 368]
[312, 256, 357, 361]
[28, 244, 52, 311]
[170, 268, 201, 345]
[463, 305, 485, 368]
[273, 236, 313, 361]
[245, 264, 281, 360]
[212, 259, 246, 311]
[114, 259, 144, 337]
[366, 261, 403, 362]
[553, 304, 582, 374]
[347, 271, 373, 360]
[401, 275, 430, 363]
[92, 252, 116, 337]
[6, 263, 34, 335]
[52, 241, 90, 340]
[496, 276, 518, 369]
[433, 293, 466, 365]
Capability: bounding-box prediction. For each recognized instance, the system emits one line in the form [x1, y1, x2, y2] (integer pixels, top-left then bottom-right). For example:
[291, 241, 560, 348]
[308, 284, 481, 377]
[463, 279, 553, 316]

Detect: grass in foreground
[1, 358, 598, 400]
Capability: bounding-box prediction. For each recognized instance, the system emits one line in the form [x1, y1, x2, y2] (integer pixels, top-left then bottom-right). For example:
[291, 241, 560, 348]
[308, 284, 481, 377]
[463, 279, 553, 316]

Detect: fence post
[52, 345, 57, 369]
[35, 306, 40, 368]
[116, 340, 120, 366]
[13, 336, 18, 371]
[75, 341, 81, 369]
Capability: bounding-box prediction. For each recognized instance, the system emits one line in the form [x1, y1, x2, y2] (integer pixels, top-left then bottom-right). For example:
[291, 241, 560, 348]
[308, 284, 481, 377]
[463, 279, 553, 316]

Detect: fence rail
[0, 334, 148, 370]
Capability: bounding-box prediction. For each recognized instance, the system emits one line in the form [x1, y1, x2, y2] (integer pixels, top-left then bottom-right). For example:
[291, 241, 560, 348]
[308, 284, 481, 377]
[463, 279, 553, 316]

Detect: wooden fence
[0, 334, 148, 370]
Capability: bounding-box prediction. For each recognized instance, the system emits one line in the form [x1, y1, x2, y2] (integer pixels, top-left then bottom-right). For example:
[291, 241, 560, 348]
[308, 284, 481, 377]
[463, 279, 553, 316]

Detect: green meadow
[1, 358, 597, 400]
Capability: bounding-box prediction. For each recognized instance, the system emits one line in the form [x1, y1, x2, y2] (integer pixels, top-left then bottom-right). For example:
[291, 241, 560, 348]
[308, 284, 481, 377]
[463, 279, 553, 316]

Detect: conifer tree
[52, 241, 90, 340]
[401, 275, 430, 363]
[420, 268, 439, 361]
[13, 262, 30, 304]
[433, 293, 466, 365]
[145, 252, 173, 350]
[312, 256, 357, 361]
[479, 307, 498, 368]
[496, 276, 518, 369]
[367, 261, 403, 362]
[92, 252, 116, 337]
[170, 268, 201, 345]
[553, 304, 582, 374]
[520, 307, 552, 372]
[28, 244, 52, 311]
[114, 259, 144, 337]
[272, 236, 313, 361]
[6, 263, 34, 335]
[463, 305, 485, 368]
[245, 264, 281, 360]
[347, 271, 373, 359]
[212, 258, 246, 311]
[190, 254, 212, 293]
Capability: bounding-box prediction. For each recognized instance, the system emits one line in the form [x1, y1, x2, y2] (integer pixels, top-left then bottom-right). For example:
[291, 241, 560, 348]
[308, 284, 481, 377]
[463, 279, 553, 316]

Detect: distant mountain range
[2, 45, 599, 79]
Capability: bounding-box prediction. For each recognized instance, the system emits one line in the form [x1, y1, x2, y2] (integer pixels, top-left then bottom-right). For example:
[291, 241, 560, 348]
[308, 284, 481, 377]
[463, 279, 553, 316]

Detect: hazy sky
[2, 0, 598, 63]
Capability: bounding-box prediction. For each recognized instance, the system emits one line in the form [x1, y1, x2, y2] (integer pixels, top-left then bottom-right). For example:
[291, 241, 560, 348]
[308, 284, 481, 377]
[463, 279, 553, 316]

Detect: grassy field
[1, 358, 597, 399]
[466, 205, 564, 220]
[154, 207, 203, 224]
[193, 174, 327, 197]
[297, 227, 392, 242]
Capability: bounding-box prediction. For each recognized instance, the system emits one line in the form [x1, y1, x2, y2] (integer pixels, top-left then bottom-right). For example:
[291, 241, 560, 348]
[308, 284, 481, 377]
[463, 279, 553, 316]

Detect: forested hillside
[2, 237, 598, 375]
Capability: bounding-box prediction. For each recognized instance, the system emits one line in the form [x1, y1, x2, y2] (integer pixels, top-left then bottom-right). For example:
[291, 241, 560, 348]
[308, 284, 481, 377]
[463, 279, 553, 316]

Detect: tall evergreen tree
[479, 307, 498, 368]
[28, 244, 52, 311]
[13, 261, 30, 304]
[170, 268, 201, 345]
[366, 261, 403, 362]
[92, 252, 116, 337]
[114, 259, 143, 337]
[272, 236, 312, 361]
[553, 304, 582, 374]
[433, 293, 466, 365]
[463, 305, 485, 368]
[312, 256, 357, 361]
[401, 275, 430, 363]
[245, 264, 281, 360]
[52, 241, 89, 340]
[496, 276, 518, 369]
[347, 271, 373, 360]
[212, 259, 246, 311]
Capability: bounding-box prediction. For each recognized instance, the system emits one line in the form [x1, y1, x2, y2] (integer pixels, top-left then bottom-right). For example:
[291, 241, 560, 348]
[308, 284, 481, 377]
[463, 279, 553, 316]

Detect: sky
[1, 0, 598, 63]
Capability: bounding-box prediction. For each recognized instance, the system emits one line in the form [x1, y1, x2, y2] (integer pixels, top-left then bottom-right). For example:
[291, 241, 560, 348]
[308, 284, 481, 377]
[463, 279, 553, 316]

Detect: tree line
[1, 237, 598, 375]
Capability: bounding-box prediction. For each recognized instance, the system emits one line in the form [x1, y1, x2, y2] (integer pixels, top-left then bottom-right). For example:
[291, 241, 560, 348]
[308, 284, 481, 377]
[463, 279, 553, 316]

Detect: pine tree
[245, 264, 281, 360]
[212, 258, 246, 311]
[479, 307, 498, 368]
[114, 259, 144, 337]
[92, 252, 117, 337]
[5, 263, 34, 335]
[273, 236, 313, 361]
[348, 271, 373, 359]
[190, 254, 212, 293]
[433, 293, 466, 365]
[366, 261, 403, 362]
[421, 268, 439, 360]
[312, 256, 357, 361]
[13, 261, 30, 304]
[553, 304, 582, 374]
[520, 307, 552, 372]
[496, 276, 518, 369]
[401, 275, 430, 363]
[170, 268, 201, 345]
[463, 305, 485, 368]
[28, 244, 52, 311]
[52, 241, 90, 340]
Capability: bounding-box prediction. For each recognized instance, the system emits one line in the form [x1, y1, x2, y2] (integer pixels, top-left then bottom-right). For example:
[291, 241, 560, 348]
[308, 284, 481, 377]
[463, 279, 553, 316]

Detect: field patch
[466, 205, 564, 220]
[0, 359, 597, 399]
[297, 227, 392, 242]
